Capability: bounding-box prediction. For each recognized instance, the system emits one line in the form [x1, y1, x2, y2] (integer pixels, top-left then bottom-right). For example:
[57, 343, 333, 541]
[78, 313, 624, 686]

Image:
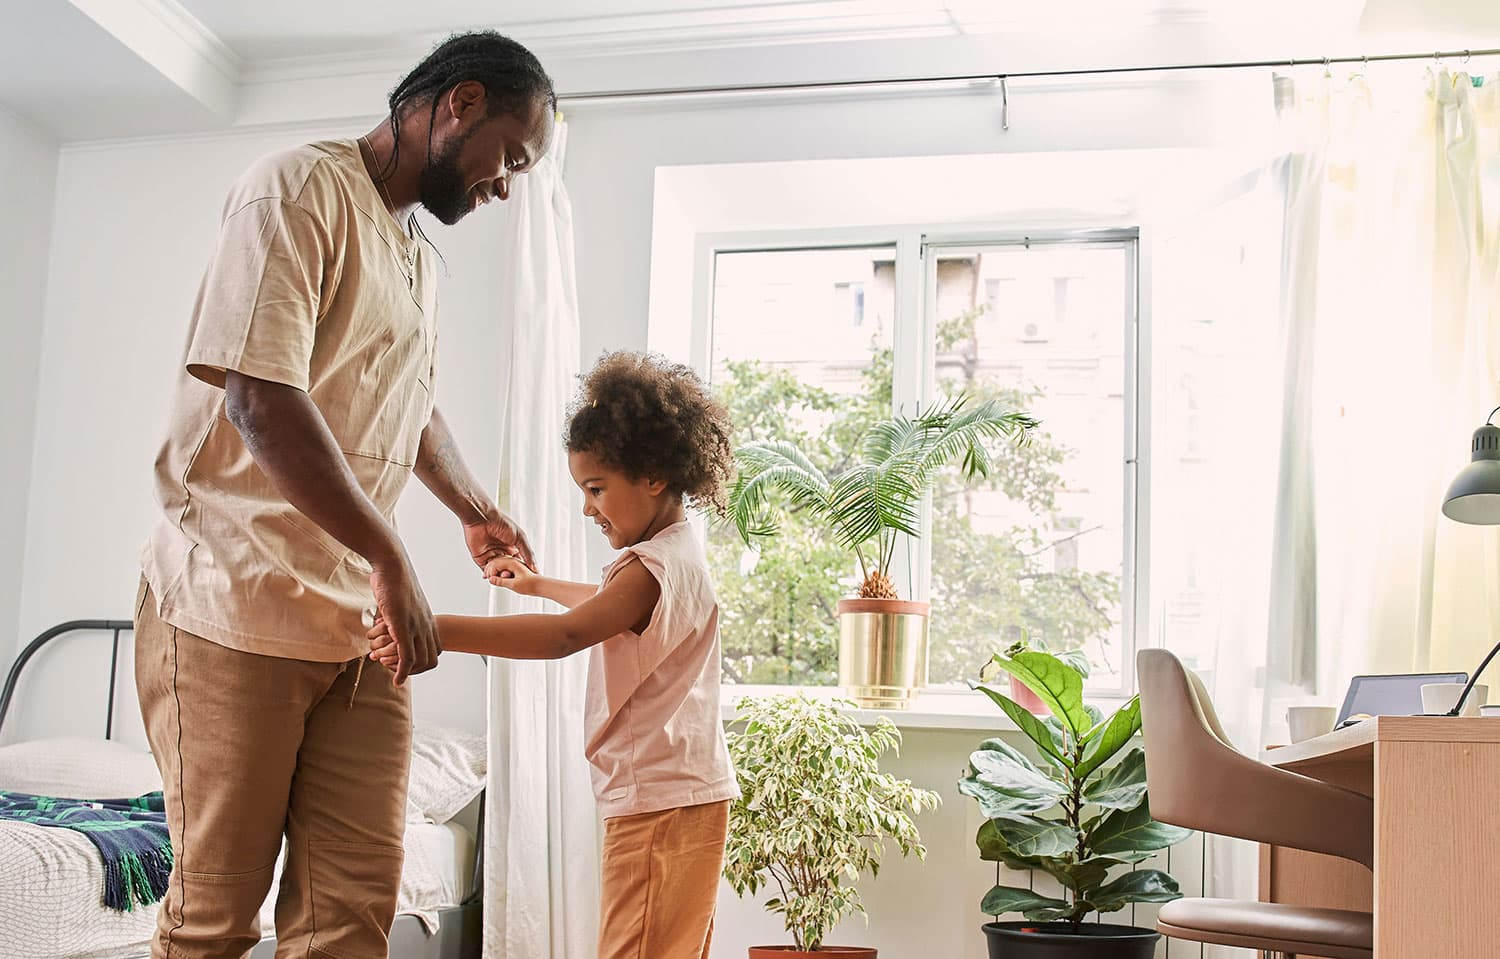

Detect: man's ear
[444, 80, 488, 127]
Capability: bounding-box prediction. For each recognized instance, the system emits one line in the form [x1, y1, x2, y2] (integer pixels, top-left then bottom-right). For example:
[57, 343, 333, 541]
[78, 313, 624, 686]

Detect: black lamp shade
[1443, 424, 1500, 525]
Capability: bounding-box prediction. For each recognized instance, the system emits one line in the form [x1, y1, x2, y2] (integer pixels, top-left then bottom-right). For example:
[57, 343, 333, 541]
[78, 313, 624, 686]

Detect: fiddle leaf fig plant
[724, 695, 941, 951]
[960, 649, 1193, 926]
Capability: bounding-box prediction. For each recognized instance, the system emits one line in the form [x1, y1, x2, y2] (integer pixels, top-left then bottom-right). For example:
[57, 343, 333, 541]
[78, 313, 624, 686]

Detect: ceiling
[2, 0, 1497, 143]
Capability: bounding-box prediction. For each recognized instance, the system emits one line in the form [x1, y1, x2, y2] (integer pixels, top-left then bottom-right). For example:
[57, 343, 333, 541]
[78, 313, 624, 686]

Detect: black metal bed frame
[0, 619, 136, 741]
[0, 619, 486, 910]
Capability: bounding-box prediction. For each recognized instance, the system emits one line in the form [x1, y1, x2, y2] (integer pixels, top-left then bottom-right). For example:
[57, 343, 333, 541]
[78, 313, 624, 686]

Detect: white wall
[0, 106, 57, 670]
[565, 76, 1263, 368]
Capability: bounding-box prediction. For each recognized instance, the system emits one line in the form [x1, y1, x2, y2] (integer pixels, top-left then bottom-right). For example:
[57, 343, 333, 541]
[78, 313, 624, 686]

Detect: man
[136, 32, 555, 959]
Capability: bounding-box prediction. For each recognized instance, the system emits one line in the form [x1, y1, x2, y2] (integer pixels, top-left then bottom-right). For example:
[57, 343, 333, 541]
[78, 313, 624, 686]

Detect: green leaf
[1052, 857, 1113, 895]
[1056, 648, 1092, 678]
[984, 651, 1091, 737]
[727, 441, 833, 544]
[958, 740, 1070, 821]
[1081, 747, 1149, 811]
[972, 683, 1068, 768]
[975, 820, 1048, 870]
[1082, 869, 1183, 913]
[980, 885, 1072, 919]
[1076, 698, 1142, 781]
[1088, 801, 1194, 858]
[989, 816, 1080, 858]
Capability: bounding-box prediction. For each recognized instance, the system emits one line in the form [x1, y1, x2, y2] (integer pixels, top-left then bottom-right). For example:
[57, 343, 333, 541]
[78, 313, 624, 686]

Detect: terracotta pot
[748, 947, 877, 958]
[836, 598, 930, 710]
[1008, 676, 1050, 715]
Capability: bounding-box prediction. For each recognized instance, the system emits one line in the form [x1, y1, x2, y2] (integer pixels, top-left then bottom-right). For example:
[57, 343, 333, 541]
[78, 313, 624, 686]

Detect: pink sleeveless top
[586, 521, 739, 818]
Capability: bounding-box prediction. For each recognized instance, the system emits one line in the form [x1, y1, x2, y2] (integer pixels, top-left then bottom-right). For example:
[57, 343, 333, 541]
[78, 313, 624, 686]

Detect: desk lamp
[1439, 406, 1500, 716]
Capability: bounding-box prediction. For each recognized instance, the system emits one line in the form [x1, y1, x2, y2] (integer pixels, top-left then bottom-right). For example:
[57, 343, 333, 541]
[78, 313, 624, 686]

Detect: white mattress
[0, 815, 477, 959]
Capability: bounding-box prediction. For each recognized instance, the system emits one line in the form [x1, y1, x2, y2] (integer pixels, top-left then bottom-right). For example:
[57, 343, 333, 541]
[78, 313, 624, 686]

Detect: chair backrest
[1137, 648, 1374, 870]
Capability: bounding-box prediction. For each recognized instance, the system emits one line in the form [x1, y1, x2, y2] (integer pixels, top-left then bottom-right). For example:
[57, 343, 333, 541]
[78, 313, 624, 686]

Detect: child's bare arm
[483, 556, 596, 609]
[372, 558, 660, 664]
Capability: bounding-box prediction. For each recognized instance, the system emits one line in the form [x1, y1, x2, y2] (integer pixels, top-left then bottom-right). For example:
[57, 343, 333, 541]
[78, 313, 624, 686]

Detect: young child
[369, 351, 739, 959]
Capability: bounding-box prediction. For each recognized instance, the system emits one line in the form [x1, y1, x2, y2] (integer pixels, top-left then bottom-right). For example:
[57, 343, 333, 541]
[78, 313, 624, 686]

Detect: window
[709, 247, 895, 685]
[707, 234, 1138, 692]
[925, 242, 1133, 690]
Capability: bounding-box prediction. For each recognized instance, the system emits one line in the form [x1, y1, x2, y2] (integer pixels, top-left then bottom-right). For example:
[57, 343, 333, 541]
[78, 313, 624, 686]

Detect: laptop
[1336, 672, 1468, 725]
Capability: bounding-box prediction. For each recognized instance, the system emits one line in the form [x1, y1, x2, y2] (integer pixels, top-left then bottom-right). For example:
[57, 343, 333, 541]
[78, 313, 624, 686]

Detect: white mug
[1286, 705, 1338, 743]
[1421, 682, 1488, 717]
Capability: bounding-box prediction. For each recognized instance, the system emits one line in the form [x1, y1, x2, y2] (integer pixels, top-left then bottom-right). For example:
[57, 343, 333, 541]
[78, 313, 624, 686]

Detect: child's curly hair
[565, 351, 735, 516]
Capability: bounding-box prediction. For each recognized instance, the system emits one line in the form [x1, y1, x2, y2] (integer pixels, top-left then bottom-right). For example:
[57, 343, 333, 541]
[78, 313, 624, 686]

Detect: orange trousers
[598, 799, 730, 959]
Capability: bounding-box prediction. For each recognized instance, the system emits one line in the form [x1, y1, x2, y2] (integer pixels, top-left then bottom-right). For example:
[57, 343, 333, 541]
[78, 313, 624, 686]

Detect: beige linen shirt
[142, 139, 437, 662]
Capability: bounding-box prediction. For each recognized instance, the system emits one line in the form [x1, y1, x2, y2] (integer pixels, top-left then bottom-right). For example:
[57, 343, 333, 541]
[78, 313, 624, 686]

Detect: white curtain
[484, 117, 601, 959]
[1153, 67, 1500, 924]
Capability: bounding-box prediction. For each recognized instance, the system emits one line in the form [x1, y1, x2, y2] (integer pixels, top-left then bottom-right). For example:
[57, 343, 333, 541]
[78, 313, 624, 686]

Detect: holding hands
[483, 555, 540, 594]
[367, 555, 547, 672]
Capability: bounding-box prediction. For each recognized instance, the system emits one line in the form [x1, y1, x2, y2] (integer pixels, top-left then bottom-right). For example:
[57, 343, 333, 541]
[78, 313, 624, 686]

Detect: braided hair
[379, 31, 555, 181]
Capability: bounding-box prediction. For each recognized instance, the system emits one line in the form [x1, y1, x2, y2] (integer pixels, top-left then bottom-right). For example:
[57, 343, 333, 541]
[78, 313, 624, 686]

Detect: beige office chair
[1137, 649, 1374, 959]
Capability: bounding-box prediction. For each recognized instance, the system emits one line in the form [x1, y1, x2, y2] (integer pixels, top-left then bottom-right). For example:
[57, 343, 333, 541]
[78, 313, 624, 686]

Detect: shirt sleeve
[184, 197, 328, 391]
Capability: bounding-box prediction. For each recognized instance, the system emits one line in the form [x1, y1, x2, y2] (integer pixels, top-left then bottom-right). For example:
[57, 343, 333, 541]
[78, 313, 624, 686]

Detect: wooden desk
[1259, 716, 1500, 956]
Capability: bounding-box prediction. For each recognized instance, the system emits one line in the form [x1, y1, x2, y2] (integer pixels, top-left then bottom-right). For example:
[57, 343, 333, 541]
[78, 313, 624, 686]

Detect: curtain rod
[558, 47, 1500, 103]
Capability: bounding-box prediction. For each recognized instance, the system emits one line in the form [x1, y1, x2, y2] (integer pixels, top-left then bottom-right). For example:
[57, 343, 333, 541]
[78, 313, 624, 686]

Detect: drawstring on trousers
[348, 656, 365, 709]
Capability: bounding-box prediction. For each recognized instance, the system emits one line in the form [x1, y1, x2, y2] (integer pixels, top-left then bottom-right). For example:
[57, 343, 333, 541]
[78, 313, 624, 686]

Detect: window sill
[720, 684, 1133, 733]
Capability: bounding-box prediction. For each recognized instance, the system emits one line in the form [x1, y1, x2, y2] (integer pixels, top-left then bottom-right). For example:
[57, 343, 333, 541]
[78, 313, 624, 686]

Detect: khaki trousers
[597, 799, 730, 959]
[135, 582, 411, 959]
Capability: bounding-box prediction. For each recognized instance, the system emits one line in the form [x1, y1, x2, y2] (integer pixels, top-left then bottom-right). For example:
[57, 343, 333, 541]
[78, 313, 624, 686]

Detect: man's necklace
[360, 135, 410, 240]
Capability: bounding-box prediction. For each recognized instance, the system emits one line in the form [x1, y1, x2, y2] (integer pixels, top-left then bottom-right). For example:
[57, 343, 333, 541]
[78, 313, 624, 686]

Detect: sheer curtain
[1153, 67, 1500, 924]
[483, 117, 601, 959]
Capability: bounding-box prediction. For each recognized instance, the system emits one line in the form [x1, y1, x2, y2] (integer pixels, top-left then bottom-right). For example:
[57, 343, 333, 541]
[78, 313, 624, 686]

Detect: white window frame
[684, 223, 1149, 703]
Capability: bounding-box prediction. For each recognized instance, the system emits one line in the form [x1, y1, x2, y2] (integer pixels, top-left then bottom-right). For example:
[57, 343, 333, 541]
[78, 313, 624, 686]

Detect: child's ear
[645, 476, 669, 497]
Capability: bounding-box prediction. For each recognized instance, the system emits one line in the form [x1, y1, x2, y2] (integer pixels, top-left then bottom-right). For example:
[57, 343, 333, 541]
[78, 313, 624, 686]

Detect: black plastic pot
[982, 921, 1160, 959]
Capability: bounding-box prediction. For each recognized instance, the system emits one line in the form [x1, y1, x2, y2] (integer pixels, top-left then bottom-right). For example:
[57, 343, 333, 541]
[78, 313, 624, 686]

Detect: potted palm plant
[961, 648, 1192, 958]
[724, 695, 941, 957]
[727, 396, 1037, 707]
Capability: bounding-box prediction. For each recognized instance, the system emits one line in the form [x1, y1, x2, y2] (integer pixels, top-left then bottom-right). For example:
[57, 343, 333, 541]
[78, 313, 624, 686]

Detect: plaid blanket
[0, 790, 173, 912]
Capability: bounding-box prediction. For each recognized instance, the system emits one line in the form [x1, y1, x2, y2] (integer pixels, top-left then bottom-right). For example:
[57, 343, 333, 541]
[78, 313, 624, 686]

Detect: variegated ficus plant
[723, 695, 941, 951]
[959, 649, 1193, 927]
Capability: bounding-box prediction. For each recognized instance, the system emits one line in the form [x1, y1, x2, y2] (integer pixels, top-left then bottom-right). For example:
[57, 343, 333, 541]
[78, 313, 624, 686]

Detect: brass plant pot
[837, 598, 930, 709]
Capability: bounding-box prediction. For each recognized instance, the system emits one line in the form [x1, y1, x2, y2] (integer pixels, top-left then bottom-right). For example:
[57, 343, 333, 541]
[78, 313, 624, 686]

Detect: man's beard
[418, 130, 474, 226]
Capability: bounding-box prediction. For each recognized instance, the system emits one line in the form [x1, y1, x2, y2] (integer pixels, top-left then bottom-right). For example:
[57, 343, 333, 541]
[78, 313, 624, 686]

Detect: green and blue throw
[0, 790, 173, 912]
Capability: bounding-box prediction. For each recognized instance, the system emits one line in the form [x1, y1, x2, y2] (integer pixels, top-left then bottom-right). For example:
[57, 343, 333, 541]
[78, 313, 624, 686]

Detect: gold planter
[837, 598, 930, 709]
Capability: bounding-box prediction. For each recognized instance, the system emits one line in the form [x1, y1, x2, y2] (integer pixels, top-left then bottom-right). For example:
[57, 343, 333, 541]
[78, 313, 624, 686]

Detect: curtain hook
[999, 75, 1010, 131]
[1323, 57, 1332, 79]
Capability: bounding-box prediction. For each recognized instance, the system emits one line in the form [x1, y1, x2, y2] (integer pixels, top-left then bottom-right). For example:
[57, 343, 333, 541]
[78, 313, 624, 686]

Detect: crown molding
[134, 0, 243, 83]
[241, 2, 964, 85]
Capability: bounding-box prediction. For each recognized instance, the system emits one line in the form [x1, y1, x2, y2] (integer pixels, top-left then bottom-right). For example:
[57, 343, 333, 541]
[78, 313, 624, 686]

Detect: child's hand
[366, 611, 401, 673]
[484, 556, 539, 595]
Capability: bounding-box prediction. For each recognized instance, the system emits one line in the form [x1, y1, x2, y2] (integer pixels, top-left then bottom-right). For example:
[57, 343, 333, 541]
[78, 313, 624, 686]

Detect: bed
[0, 620, 485, 959]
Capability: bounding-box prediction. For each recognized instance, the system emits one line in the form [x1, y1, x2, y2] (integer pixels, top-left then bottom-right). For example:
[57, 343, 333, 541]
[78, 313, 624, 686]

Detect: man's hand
[368, 559, 440, 685]
[464, 508, 536, 573]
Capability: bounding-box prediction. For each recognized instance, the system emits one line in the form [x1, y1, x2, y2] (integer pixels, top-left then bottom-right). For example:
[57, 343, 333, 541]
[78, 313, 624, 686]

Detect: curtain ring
[999, 75, 1009, 132]
[1323, 57, 1332, 78]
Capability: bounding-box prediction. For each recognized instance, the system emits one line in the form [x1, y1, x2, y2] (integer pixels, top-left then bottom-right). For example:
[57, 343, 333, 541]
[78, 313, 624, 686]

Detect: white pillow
[0, 736, 163, 799]
[405, 723, 486, 824]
